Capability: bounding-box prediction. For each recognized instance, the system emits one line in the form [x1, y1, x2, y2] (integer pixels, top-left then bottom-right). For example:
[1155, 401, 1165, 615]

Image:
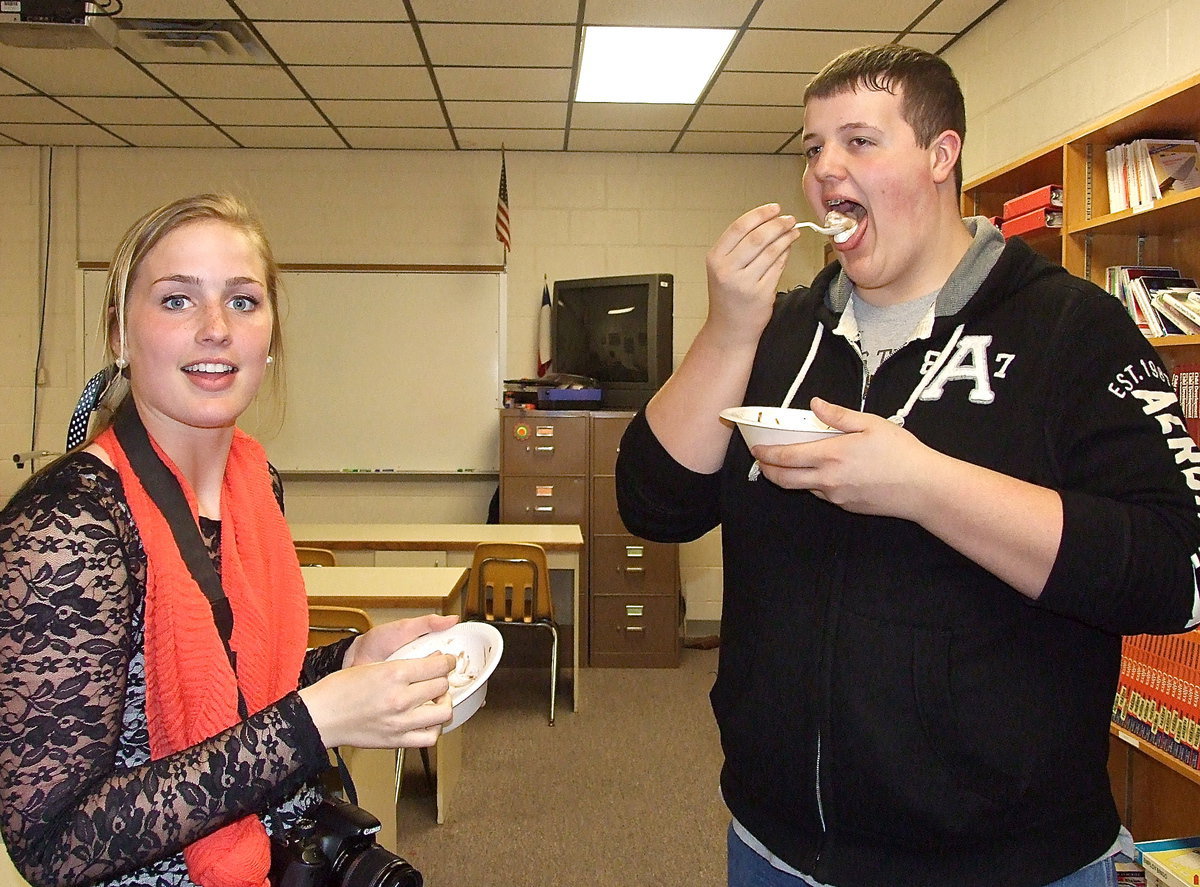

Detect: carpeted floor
[393, 647, 727, 887]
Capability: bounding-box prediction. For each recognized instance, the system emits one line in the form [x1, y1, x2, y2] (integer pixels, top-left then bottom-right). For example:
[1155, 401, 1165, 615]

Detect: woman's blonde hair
[92, 193, 283, 438]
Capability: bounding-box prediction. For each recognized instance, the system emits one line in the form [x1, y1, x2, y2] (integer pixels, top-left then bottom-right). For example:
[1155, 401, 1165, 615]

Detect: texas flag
[537, 282, 552, 377]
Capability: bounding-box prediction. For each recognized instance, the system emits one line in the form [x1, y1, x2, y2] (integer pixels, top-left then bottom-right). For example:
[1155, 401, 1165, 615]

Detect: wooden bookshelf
[966, 73, 1200, 841]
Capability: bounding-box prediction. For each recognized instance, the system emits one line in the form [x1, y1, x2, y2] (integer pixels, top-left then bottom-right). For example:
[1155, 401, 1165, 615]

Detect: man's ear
[929, 129, 962, 186]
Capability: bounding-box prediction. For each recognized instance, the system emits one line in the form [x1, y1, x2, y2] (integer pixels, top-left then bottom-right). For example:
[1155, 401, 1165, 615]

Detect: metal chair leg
[547, 622, 558, 726]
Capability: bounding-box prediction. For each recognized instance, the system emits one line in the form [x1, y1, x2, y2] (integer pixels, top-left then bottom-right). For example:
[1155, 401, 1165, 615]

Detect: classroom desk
[303, 565, 467, 834]
[291, 522, 584, 712]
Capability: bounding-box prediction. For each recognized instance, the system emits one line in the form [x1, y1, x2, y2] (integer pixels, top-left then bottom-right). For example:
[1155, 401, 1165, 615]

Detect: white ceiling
[0, 0, 1005, 153]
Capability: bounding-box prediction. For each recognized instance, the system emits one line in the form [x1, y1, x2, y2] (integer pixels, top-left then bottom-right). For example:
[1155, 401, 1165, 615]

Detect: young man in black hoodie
[616, 43, 1200, 887]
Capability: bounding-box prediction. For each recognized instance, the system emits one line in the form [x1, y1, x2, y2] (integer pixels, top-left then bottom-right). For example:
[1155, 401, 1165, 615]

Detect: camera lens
[336, 844, 422, 887]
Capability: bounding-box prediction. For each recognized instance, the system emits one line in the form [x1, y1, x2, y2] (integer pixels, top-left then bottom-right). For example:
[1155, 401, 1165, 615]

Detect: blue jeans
[727, 824, 1119, 887]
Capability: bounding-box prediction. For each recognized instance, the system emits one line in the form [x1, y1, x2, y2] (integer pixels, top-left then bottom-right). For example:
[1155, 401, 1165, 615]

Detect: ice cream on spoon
[794, 210, 858, 243]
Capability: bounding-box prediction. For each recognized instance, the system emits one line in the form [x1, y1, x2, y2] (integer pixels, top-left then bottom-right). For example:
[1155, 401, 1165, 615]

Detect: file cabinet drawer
[590, 475, 629, 535]
[590, 594, 680, 667]
[501, 476, 587, 525]
[502, 416, 587, 476]
[590, 414, 631, 475]
[591, 536, 677, 596]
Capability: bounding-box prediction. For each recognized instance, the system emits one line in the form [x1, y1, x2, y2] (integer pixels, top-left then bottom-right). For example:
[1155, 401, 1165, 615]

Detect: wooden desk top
[302, 565, 467, 610]
[289, 522, 584, 552]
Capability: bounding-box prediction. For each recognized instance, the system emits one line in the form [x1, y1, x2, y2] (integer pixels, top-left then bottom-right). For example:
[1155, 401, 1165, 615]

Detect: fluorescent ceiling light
[575, 26, 736, 104]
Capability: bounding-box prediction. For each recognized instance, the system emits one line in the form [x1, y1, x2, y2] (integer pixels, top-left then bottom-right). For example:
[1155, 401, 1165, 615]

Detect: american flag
[495, 149, 511, 253]
[537, 281, 552, 377]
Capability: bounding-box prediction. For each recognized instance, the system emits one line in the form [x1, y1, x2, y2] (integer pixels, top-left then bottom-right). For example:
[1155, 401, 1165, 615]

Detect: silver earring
[265, 355, 274, 365]
[115, 355, 128, 369]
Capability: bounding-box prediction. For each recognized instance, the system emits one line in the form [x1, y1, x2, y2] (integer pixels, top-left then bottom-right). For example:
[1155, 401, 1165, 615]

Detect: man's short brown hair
[804, 43, 967, 193]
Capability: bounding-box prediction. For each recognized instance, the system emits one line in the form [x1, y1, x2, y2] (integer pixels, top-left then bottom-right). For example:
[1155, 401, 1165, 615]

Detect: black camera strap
[113, 398, 249, 720]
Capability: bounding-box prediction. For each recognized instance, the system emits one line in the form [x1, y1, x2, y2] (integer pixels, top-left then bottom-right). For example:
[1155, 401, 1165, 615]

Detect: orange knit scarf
[97, 420, 309, 887]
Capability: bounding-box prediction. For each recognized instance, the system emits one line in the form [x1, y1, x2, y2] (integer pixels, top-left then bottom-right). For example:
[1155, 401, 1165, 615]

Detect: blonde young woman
[0, 194, 456, 887]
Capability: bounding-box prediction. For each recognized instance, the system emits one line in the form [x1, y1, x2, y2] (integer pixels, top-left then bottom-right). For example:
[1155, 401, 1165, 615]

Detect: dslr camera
[270, 798, 422, 887]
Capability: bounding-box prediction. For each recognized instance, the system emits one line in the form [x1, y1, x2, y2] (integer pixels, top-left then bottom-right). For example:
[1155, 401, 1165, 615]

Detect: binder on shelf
[1000, 206, 1063, 239]
[1002, 184, 1063, 220]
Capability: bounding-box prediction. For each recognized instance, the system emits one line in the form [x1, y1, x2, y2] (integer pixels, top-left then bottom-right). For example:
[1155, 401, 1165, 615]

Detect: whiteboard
[82, 268, 505, 474]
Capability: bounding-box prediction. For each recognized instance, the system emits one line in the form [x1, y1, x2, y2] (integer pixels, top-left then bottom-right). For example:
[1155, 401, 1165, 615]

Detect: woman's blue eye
[230, 296, 257, 311]
[164, 296, 188, 310]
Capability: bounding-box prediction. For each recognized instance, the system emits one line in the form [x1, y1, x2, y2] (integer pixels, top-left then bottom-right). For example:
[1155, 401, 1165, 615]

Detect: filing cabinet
[500, 409, 680, 667]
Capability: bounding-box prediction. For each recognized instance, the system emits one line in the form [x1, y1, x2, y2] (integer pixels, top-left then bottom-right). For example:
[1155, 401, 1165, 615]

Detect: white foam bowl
[720, 406, 844, 448]
[387, 622, 503, 732]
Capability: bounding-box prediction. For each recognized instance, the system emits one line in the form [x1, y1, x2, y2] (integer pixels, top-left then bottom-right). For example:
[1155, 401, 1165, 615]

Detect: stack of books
[1105, 264, 1200, 337]
[1170, 361, 1200, 445]
[1105, 138, 1200, 213]
[999, 184, 1063, 238]
[1112, 630, 1200, 772]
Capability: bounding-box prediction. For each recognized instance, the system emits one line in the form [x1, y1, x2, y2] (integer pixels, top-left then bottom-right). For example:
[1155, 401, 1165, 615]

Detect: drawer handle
[625, 605, 644, 617]
[625, 545, 644, 558]
[623, 566, 645, 573]
[533, 505, 555, 513]
[624, 626, 645, 633]
[534, 445, 556, 453]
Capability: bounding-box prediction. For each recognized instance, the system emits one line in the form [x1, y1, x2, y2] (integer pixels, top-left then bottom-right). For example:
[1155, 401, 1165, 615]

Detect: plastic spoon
[794, 211, 858, 243]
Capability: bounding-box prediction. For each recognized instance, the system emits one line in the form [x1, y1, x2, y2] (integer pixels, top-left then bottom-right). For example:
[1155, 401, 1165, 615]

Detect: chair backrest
[296, 546, 337, 567]
[307, 605, 373, 648]
[467, 542, 553, 624]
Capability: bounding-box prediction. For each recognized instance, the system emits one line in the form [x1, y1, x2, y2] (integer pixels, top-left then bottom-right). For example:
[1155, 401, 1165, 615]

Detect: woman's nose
[197, 304, 232, 343]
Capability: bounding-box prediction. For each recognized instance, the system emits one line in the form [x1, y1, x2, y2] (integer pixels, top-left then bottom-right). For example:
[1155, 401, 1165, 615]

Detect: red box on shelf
[1002, 184, 1064, 220]
[1001, 206, 1064, 239]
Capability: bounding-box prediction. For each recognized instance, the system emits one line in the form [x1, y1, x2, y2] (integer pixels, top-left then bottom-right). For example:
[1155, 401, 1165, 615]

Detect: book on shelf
[1105, 265, 1181, 314]
[1002, 184, 1063, 220]
[1129, 276, 1200, 336]
[999, 206, 1063, 239]
[1105, 138, 1200, 213]
[1112, 630, 1200, 772]
[1144, 138, 1200, 199]
[1170, 361, 1200, 444]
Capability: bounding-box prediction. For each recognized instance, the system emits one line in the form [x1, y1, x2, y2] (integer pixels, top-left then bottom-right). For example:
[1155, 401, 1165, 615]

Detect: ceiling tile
[920, 0, 1005, 32]
[704, 71, 806, 105]
[0, 95, 85, 123]
[318, 99, 446, 127]
[436, 66, 572, 102]
[899, 33, 953, 54]
[727, 29, 901, 73]
[147, 63, 305, 99]
[114, 0, 239, 18]
[751, 0, 939, 31]
[0, 123, 126, 145]
[583, 0, 756, 27]
[420, 23, 576, 67]
[0, 46, 171, 96]
[568, 129, 679, 152]
[446, 101, 566, 129]
[408, 1, 578, 24]
[106, 124, 238, 147]
[59, 96, 205, 124]
[237, 0, 407, 21]
[222, 125, 346, 148]
[675, 130, 793, 153]
[0, 132, 18, 144]
[0, 69, 33, 94]
[341, 127, 456, 149]
[455, 128, 564, 150]
[254, 21, 422, 65]
[190, 98, 326, 126]
[690, 104, 803, 132]
[290, 66, 435, 100]
[570, 103, 692, 130]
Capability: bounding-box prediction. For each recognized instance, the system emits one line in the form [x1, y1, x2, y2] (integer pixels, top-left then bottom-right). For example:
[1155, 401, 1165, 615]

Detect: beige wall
[0, 146, 811, 625]
[947, 0, 1200, 183]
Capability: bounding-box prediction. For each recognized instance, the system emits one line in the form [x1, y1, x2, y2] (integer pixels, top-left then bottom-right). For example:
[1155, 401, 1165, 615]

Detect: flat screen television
[551, 273, 673, 409]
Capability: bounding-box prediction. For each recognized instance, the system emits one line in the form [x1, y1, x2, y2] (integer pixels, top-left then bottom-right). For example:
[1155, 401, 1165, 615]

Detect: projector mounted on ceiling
[0, 0, 117, 49]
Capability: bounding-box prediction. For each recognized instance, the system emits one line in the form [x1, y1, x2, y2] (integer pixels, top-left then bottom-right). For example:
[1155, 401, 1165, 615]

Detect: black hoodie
[616, 226, 1200, 887]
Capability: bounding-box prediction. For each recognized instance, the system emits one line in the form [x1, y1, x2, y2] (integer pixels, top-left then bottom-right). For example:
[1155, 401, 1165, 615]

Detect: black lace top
[0, 453, 348, 887]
